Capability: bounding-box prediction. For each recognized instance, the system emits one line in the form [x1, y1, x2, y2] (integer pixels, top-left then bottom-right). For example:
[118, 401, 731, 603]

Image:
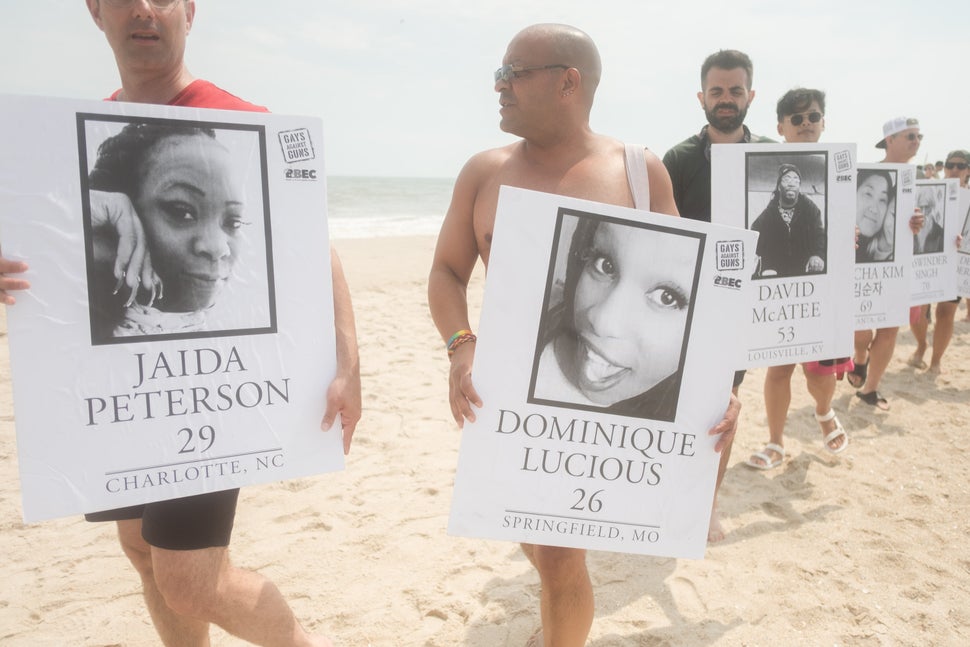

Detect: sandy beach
[1, 234, 969, 646]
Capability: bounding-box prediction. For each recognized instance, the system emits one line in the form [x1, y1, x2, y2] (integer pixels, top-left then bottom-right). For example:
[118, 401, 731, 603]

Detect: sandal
[745, 443, 785, 470]
[814, 410, 848, 454]
[856, 390, 889, 411]
[846, 360, 868, 388]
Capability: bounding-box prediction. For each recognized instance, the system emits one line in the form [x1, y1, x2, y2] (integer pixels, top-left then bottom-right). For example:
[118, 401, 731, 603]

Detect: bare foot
[907, 352, 927, 370]
[309, 636, 335, 647]
[928, 363, 943, 374]
[708, 505, 725, 543]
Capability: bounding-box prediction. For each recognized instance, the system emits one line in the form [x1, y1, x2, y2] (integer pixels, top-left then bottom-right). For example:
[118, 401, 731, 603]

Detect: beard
[779, 189, 799, 208]
[704, 102, 748, 133]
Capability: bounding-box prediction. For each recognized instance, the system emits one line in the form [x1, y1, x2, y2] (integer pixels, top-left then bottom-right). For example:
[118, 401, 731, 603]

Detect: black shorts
[733, 370, 746, 388]
[84, 489, 239, 550]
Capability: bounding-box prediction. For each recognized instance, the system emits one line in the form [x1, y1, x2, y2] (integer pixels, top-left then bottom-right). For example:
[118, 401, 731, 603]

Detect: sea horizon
[326, 175, 454, 240]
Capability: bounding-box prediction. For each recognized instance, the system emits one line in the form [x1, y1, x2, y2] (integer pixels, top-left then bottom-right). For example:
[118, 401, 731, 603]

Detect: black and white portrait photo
[79, 115, 276, 345]
[745, 152, 828, 279]
[856, 168, 897, 263]
[528, 211, 702, 422]
[914, 183, 945, 255]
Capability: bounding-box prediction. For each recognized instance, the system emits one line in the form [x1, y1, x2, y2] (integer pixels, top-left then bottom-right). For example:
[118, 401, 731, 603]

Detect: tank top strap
[624, 143, 650, 211]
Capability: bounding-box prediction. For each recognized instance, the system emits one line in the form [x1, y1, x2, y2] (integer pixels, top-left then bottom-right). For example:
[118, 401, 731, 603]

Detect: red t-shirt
[108, 79, 269, 112]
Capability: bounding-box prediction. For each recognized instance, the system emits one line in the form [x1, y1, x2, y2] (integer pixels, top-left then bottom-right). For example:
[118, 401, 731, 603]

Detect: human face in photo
[778, 170, 801, 205]
[916, 187, 941, 227]
[856, 174, 891, 238]
[883, 198, 896, 240]
[698, 67, 753, 134]
[135, 134, 246, 312]
[777, 100, 825, 143]
[87, 0, 195, 76]
[571, 222, 694, 406]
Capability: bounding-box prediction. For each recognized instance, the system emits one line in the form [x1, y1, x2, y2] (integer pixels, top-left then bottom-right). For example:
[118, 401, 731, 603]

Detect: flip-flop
[745, 443, 785, 470]
[846, 360, 868, 388]
[815, 409, 848, 454]
[856, 390, 889, 411]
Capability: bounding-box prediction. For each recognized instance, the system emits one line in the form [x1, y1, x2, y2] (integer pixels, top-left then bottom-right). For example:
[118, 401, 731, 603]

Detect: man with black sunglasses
[908, 148, 970, 368]
[746, 87, 852, 472]
[775, 88, 826, 141]
[662, 49, 773, 542]
[876, 116, 923, 159]
[0, 1, 358, 645]
[943, 150, 970, 188]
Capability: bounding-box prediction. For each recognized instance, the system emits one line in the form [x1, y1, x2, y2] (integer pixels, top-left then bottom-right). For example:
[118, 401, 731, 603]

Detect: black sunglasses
[788, 111, 823, 126]
[945, 161, 968, 170]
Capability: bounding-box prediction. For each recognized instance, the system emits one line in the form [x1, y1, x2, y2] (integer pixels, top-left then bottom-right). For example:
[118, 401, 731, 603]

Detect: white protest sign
[448, 186, 757, 559]
[853, 164, 916, 329]
[911, 179, 960, 305]
[710, 143, 856, 367]
[0, 95, 343, 522]
[957, 188, 970, 298]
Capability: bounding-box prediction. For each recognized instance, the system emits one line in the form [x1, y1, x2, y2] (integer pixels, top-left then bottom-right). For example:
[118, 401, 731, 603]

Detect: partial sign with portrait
[957, 188, 970, 298]
[0, 95, 342, 522]
[853, 163, 916, 329]
[448, 186, 758, 559]
[911, 179, 960, 305]
[710, 143, 856, 367]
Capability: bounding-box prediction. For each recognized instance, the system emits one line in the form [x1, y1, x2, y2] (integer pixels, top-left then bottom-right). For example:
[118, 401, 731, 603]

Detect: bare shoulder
[448, 143, 519, 225]
[644, 148, 679, 217]
[459, 143, 519, 184]
[434, 143, 520, 272]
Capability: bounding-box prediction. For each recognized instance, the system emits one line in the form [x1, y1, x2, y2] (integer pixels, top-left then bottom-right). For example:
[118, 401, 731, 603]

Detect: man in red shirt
[0, 2, 359, 645]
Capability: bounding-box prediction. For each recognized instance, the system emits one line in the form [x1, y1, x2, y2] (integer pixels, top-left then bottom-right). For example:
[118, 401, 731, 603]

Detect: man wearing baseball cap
[875, 116, 922, 156]
[846, 116, 924, 410]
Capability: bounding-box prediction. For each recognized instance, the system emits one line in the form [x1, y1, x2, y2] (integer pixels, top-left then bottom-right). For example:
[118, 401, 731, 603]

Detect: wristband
[447, 329, 477, 357]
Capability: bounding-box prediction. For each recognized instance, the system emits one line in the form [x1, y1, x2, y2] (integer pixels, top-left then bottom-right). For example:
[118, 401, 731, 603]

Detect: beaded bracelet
[447, 329, 477, 357]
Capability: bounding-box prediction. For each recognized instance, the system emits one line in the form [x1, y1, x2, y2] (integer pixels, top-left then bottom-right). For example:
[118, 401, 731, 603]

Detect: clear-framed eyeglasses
[494, 64, 569, 83]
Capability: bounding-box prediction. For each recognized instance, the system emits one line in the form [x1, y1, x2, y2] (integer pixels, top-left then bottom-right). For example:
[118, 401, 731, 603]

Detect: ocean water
[327, 176, 454, 239]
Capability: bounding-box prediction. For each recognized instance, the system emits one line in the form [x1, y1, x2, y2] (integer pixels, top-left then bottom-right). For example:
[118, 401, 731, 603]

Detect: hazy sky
[3, 1, 968, 177]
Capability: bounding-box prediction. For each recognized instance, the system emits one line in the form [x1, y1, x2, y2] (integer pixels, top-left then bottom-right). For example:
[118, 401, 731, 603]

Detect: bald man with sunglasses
[429, 23, 740, 647]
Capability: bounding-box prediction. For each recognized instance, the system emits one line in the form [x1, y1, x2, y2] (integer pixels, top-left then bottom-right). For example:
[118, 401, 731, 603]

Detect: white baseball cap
[875, 116, 920, 149]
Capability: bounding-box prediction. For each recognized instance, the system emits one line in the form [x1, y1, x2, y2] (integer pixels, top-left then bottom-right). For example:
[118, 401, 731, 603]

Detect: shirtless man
[428, 23, 739, 647]
[0, 1, 359, 645]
